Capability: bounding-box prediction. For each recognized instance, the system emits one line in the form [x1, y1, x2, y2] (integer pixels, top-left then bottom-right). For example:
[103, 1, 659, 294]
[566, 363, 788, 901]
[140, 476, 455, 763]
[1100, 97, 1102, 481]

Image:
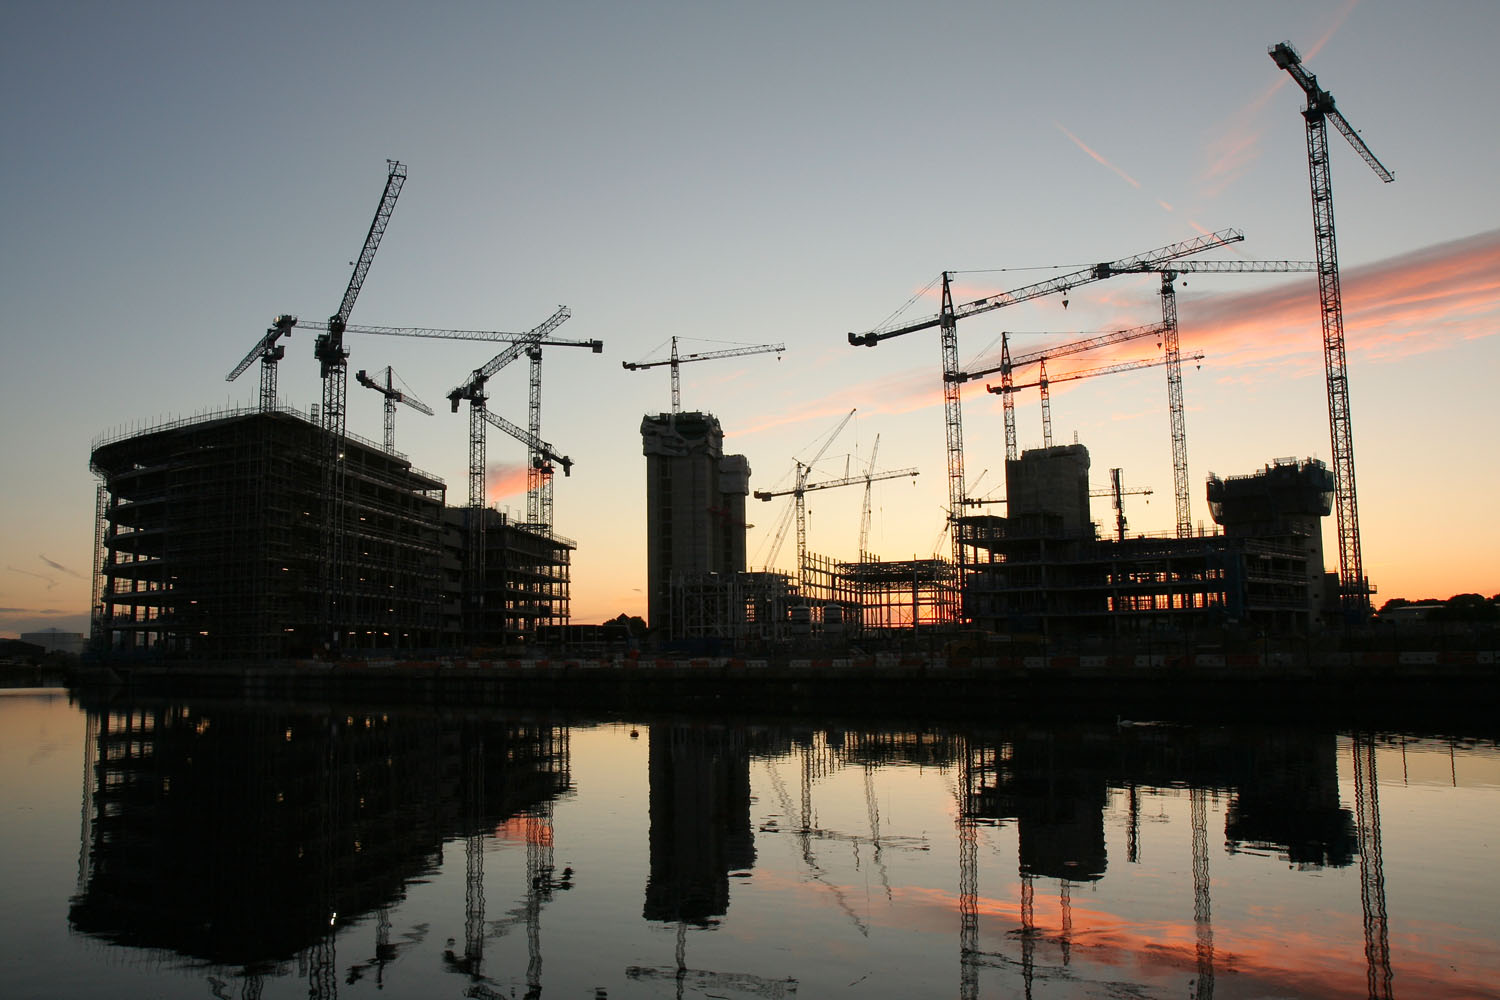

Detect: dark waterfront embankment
[70, 648, 1499, 729]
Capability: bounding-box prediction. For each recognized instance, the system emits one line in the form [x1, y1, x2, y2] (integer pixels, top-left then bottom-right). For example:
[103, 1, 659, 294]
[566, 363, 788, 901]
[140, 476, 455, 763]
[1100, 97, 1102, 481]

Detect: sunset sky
[3, 0, 1497, 637]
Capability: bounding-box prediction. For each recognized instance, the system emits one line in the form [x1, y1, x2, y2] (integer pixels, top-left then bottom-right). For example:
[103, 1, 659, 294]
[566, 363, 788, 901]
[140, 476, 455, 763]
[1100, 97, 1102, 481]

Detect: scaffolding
[811, 553, 960, 632]
[443, 508, 575, 649]
[90, 406, 445, 658]
[958, 513, 1320, 636]
[668, 571, 797, 642]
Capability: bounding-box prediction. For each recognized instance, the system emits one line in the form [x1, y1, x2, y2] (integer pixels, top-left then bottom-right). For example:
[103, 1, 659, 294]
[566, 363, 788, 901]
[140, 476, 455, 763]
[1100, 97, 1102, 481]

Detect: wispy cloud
[1055, 122, 1142, 189]
[803, 229, 1500, 419]
[1199, 0, 1364, 200]
[7, 565, 57, 590]
[39, 555, 83, 579]
[1182, 228, 1500, 371]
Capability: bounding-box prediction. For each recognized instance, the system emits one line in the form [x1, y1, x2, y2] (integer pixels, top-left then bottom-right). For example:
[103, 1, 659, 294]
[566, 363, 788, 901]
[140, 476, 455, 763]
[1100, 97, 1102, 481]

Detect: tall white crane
[1271, 40, 1394, 617]
[859, 435, 881, 559]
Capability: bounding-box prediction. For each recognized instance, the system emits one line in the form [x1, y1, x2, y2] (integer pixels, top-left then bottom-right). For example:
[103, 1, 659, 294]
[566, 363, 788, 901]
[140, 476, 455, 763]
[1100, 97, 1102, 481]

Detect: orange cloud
[486, 461, 530, 503]
[810, 229, 1499, 420]
[1179, 228, 1500, 375]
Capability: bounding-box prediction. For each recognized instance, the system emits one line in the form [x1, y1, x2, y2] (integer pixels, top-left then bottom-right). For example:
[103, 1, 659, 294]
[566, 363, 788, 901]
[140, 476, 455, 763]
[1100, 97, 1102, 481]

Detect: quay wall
[72, 649, 1499, 727]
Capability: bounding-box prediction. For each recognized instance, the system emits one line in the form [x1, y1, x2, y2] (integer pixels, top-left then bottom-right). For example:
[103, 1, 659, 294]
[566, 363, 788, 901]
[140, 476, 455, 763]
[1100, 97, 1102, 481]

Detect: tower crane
[1104, 468, 1150, 543]
[755, 464, 920, 586]
[447, 307, 592, 636]
[953, 257, 1311, 537]
[754, 411, 920, 584]
[847, 228, 1244, 592]
[989, 351, 1206, 452]
[355, 366, 433, 452]
[859, 435, 881, 559]
[623, 336, 785, 413]
[314, 160, 406, 645]
[1270, 41, 1394, 617]
[1090, 258, 1314, 537]
[955, 322, 1166, 461]
[757, 408, 854, 577]
[225, 314, 297, 410]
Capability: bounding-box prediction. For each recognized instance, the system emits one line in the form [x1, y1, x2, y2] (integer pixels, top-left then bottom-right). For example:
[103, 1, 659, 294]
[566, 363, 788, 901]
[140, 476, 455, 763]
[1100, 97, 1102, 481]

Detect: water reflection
[69, 697, 572, 996]
[59, 694, 1496, 999]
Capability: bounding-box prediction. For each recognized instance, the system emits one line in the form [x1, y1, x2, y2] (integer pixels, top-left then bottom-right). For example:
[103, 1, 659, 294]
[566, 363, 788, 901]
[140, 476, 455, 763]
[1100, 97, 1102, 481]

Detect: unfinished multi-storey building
[441, 507, 574, 649]
[90, 405, 576, 658]
[90, 407, 446, 658]
[959, 445, 1333, 636]
[641, 411, 751, 633]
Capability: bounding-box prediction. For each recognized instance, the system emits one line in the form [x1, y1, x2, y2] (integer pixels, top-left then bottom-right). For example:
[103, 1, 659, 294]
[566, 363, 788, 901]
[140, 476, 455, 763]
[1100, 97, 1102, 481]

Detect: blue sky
[3, 0, 1497, 635]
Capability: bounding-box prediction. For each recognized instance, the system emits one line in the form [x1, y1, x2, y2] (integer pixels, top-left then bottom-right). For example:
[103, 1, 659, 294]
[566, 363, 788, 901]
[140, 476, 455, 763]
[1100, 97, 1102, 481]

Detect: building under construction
[644, 409, 962, 642]
[959, 445, 1334, 636]
[641, 411, 752, 634]
[90, 406, 572, 658]
[442, 507, 574, 648]
[800, 552, 960, 633]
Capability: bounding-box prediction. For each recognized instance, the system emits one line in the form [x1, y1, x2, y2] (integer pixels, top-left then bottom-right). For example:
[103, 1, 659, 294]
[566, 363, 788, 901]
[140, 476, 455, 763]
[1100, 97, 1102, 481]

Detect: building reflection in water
[68, 697, 571, 997]
[64, 697, 1376, 999]
[955, 723, 1356, 1000]
[631, 723, 803, 998]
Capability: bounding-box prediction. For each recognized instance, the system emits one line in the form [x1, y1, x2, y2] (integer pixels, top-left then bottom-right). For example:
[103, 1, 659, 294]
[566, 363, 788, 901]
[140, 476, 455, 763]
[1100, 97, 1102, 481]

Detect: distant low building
[20, 630, 85, 655]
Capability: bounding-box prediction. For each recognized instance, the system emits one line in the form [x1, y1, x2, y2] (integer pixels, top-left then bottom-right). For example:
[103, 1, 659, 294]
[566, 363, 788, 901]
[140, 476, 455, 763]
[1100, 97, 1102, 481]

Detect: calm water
[1, 689, 1497, 1000]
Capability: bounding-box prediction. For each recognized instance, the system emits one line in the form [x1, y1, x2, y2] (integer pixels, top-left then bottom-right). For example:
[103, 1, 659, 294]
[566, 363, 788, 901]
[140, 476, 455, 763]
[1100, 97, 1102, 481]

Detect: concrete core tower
[641, 411, 750, 631]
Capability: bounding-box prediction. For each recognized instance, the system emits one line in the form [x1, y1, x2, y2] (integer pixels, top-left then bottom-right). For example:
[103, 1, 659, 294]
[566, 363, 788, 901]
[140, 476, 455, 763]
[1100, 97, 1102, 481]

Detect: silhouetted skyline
[4, 1, 1497, 637]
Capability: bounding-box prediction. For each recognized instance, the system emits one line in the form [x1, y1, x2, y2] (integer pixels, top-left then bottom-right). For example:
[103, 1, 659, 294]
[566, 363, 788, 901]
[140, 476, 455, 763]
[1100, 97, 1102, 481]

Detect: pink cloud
[1056, 122, 1142, 189]
[485, 461, 531, 503]
[817, 229, 1500, 422]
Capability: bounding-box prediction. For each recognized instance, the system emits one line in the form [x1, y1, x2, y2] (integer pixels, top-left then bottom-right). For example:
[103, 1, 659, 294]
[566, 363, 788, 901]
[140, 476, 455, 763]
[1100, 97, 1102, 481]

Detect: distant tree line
[1378, 594, 1499, 623]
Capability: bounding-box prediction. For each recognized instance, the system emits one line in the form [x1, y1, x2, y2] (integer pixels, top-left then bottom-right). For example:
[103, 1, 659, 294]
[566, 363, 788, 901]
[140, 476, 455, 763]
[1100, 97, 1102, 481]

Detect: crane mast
[1161, 273, 1190, 535]
[1271, 41, 1393, 618]
[848, 231, 1243, 610]
[859, 435, 880, 559]
[447, 307, 593, 639]
[225, 314, 297, 411]
[316, 160, 405, 647]
[963, 258, 1309, 533]
[938, 274, 967, 582]
[355, 366, 433, 452]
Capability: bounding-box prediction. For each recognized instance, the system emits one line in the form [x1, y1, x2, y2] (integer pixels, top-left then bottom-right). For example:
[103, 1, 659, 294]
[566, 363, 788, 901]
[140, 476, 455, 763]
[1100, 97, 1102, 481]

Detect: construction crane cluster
[223, 162, 607, 645]
[848, 86, 1380, 599]
[839, 41, 1389, 612]
[750, 410, 919, 584]
[209, 39, 1391, 636]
